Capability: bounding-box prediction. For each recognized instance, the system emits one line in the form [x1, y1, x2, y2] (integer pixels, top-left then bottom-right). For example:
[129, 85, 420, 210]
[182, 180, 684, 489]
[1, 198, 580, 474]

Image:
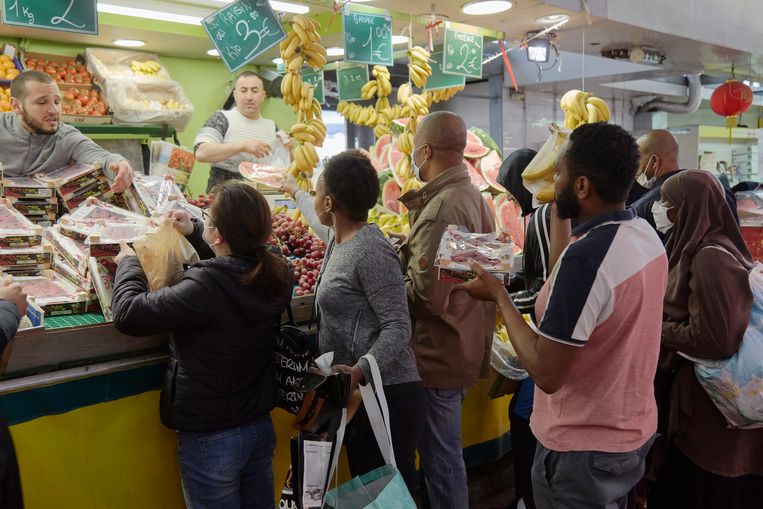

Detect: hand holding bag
[322, 354, 416, 509]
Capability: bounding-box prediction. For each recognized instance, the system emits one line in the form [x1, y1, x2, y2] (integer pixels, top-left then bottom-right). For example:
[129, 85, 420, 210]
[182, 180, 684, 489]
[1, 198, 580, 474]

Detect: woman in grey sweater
[280, 150, 424, 495]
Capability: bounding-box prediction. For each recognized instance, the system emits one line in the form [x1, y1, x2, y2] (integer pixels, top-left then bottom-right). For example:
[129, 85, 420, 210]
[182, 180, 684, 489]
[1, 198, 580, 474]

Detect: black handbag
[274, 306, 316, 414]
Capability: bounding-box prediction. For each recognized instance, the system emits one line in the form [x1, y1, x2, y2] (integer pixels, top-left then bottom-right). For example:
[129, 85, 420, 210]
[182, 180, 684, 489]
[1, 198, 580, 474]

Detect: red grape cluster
[187, 193, 214, 208]
[271, 213, 327, 297]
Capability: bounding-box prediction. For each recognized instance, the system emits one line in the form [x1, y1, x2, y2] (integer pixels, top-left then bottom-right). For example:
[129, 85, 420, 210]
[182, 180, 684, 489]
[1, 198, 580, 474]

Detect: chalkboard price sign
[302, 70, 325, 104]
[342, 5, 393, 67]
[424, 51, 466, 91]
[2, 0, 98, 35]
[337, 64, 369, 102]
[443, 28, 483, 79]
[202, 0, 287, 73]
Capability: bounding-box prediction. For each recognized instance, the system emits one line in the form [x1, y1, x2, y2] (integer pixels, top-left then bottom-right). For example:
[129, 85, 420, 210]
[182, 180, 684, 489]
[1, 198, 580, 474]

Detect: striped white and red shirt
[531, 209, 667, 453]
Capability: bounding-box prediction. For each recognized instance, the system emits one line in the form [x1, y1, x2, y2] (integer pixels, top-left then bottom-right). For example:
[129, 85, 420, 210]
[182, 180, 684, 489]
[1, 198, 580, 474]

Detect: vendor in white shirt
[194, 71, 291, 192]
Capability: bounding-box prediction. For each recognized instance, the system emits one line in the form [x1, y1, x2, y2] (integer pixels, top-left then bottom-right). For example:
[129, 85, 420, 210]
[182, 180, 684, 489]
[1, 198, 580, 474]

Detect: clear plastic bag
[239, 162, 286, 189]
[102, 78, 194, 131]
[522, 124, 569, 206]
[490, 335, 528, 381]
[149, 141, 195, 190]
[85, 48, 171, 81]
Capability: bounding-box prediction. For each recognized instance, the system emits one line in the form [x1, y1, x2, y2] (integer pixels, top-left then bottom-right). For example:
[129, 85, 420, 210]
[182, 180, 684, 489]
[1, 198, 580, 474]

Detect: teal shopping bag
[323, 464, 416, 509]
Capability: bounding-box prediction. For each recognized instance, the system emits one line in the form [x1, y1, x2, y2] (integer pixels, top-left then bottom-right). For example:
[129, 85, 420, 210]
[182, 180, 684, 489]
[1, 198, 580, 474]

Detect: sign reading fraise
[442, 28, 483, 79]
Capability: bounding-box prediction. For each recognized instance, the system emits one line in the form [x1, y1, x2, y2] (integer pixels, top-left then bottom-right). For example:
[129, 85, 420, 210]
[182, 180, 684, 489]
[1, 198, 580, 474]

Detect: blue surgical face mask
[411, 145, 429, 181]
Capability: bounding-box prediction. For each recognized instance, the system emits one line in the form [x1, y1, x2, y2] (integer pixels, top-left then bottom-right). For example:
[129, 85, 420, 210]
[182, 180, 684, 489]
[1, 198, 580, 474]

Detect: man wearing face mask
[397, 111, 496, 509]
[630, 129, 738, 242]
[194, 71, 291, 192]
[0, 71, 133, 192]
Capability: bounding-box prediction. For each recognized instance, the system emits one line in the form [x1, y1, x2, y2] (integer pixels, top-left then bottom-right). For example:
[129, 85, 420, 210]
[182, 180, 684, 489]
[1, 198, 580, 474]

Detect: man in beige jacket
[398, 112, 496, 508]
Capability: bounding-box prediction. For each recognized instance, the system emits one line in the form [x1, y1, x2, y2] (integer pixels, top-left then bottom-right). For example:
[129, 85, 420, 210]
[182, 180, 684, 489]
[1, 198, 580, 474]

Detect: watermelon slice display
[465, 159, 489, 191]
[466, 130, 483, 146]
[469, 127, 502, 157]
[497, 199, 525, 250]
[482, 191, 497, 220]
[478, 150, 504, 193]
[387, 142, 404, 172]
[374, 134, 392, 161]
[382, 178, 402, 214]
[378, 145, 390, 170]
[464, 142, 489, 159]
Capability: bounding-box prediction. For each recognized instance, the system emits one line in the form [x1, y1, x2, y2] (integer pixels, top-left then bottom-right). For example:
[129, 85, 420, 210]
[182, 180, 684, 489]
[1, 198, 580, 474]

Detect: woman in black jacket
[112, 182, 291, 509]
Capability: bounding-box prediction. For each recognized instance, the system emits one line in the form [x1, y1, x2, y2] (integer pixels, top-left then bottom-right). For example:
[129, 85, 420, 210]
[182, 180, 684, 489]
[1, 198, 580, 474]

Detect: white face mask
[651, 201, 674, 234]
[411, 145, 428, 181]
[637, 156, 657, 189]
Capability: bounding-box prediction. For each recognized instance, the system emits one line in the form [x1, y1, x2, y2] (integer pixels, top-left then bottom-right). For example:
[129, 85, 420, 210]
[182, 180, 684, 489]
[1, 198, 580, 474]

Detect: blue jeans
[177, 415, 276, 509]
[418, 388, 468, 509]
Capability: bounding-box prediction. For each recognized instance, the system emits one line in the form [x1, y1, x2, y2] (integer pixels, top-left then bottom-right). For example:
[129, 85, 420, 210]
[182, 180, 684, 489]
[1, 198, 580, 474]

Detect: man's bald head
[411, 112, 468, 182]
[636, 129, 680, 179]
[415, 111, 467, 154]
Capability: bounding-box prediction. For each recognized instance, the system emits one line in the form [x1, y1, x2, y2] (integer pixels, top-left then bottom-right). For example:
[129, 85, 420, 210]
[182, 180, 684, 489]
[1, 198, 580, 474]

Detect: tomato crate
[741, 226, 763, 262]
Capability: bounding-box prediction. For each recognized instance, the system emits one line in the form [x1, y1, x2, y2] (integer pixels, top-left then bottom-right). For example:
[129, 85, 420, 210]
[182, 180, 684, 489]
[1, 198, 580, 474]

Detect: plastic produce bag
[133, 218, 199, 291]
[102, 78, 193, 131]
[682, 260, 763, 429]
[491, 335, 528, 381]
[239, 162, 286, 189]
[522, 124, 569, 206]
[86, 48, 171, 81]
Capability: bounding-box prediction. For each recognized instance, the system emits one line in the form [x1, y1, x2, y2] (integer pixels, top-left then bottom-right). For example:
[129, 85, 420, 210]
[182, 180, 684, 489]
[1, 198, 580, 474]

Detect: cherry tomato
[70, 87, 80, 98]
[64, 92, 74, 101]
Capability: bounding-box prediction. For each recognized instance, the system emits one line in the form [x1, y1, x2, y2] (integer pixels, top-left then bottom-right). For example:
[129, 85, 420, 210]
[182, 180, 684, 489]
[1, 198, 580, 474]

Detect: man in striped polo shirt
[194, 71, 289, 192]
[459, 123, 667, 508]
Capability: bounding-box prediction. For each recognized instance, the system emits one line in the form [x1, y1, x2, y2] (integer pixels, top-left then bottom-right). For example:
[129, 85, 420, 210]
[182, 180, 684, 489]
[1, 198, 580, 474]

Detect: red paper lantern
[710, 79, 754, 128]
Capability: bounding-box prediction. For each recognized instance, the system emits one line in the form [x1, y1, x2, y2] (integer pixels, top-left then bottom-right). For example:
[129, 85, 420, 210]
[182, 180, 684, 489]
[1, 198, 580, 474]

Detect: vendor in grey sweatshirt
[0, 71, 132, 192]
[280, 150, 424, 496]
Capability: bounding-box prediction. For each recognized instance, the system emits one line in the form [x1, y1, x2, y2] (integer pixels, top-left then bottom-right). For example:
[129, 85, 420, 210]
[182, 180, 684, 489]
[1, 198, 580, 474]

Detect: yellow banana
[536, 181, 556, 203]
[292, 23, 310, 45]
[586, 103, 599, 124]
[587, 96, 610, 122]
[303, 142, 318, 166]
[283, 34, 301, 60]
[288, 55, 304, 73]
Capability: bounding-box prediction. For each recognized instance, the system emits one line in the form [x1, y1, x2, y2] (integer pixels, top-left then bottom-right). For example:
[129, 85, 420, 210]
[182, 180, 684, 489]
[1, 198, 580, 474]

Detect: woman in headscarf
[649, 170, 763, 508]
[496, 148, 543, 509]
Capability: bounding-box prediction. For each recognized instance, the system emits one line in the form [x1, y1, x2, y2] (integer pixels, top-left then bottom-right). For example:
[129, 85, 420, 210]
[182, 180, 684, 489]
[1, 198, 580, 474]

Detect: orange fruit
[0, 55, 10, 63]
[0, 100, 11, 112]
[5, 69, 19, 79]
[1, 61, 14, 69]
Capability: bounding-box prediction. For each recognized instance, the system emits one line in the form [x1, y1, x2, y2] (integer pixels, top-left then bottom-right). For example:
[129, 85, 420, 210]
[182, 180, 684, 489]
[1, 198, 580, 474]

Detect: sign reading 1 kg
[443, 28, 483, 79]
[2, 0, 98, 35]
[342, 6, 392, 67]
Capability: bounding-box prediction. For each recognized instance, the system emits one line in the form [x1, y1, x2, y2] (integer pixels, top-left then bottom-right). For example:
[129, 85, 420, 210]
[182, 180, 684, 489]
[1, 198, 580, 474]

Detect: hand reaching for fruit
[278, 174, 301, 197]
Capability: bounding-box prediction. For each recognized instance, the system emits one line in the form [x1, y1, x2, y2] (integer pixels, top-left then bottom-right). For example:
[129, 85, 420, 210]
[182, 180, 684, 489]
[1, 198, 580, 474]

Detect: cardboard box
[15, 270, 89, 317]
[0, 199, 43, 248]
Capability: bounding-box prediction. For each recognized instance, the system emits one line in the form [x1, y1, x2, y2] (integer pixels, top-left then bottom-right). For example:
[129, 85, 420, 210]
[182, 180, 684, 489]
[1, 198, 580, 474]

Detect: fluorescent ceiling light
[273, 57, 284, 64]
[326, 47, 345, 56]
[536, 13, 570, 24]
[392, 35, 409, 45]
[113, 39, 145, 47]
[743, 80, 751, 86]
[754, 82, 761, 88]
[271, 1, 309, 14]
[98, 3, 202, 25]
[207, 49, 220, 57]
[213, 0, 309, 14]
[461, 1, 512, 15]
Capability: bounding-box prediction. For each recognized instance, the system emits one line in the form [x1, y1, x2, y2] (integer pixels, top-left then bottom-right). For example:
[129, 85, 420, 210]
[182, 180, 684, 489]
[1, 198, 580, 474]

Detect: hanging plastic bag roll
[133, 218, 199, 290]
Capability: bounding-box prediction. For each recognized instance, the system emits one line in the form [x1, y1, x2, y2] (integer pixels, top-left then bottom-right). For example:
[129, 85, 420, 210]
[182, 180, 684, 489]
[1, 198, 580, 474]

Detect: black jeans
[344, 381, 426, 498]
[509, 392, 537, 509]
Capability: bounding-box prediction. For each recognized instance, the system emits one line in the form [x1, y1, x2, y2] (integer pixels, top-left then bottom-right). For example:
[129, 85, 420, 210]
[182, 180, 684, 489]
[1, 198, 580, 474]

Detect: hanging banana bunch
[560, 89, 611, 129]
[279, 14, 328, 194]
[430, 85, 465, 103]
[407, 46, 433, 89]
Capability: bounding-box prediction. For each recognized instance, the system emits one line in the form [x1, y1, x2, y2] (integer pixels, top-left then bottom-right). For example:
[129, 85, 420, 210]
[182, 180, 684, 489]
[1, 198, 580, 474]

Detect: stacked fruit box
[14, 271, 90, 317]
[0, 199, 52, 276]
[35, 163, 114, 212]
[62, 197, 151, 321]
[2, 176, 58, 226]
